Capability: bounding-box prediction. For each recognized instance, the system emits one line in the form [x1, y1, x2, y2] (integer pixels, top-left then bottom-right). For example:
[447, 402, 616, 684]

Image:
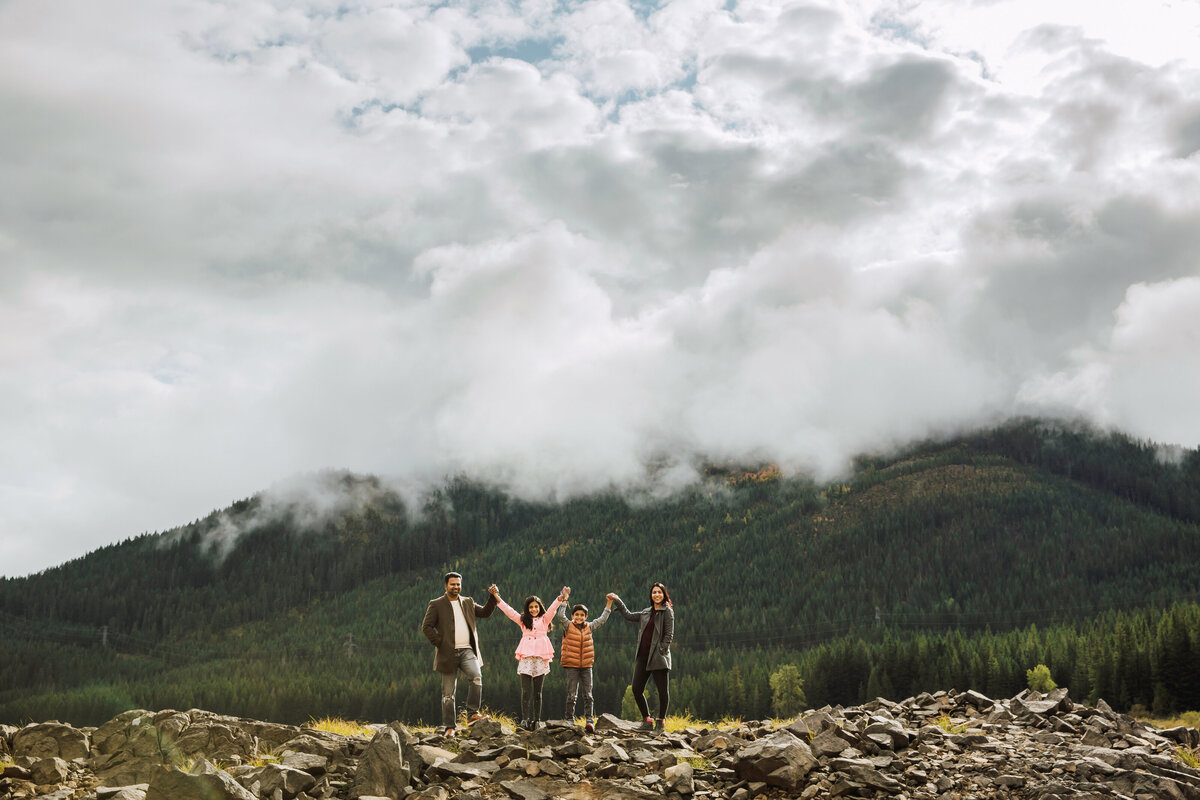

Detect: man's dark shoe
[584, 721, 595, 733]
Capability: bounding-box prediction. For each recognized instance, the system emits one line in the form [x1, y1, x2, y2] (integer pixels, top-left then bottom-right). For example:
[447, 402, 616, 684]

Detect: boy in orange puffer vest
[555, 592, 613, 732]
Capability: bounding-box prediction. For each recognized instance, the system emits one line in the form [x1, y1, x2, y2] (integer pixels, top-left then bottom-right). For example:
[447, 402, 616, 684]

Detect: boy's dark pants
[564, 666, 594, 721]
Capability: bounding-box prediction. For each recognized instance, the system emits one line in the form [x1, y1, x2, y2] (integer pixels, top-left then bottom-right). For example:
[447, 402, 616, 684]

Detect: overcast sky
[3, 0, 1200, 578]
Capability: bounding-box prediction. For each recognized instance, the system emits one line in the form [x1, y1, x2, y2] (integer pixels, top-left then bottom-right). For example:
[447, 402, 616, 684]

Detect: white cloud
[3, 0, 1200, 576]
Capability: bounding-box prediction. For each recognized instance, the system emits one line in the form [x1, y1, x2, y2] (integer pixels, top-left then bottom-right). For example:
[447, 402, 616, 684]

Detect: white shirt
[451, 596, 471, 649]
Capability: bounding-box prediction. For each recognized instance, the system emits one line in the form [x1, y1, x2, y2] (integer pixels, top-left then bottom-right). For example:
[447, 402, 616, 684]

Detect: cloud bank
[3, 0, 1200, 576]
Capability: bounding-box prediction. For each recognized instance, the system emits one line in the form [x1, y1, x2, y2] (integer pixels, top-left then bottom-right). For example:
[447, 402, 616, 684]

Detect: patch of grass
[935, 714, 968, 734]
[663, 712, 704, 732]
[243, 753, 281, 768]
[469, 707, 517, 731]
[1137, 710, 1200, 730]
[1175, 747, 1200, 770]
[682, 755, 714, 771]
[307, 716, 375, 738]
[713, 716, 744, 730]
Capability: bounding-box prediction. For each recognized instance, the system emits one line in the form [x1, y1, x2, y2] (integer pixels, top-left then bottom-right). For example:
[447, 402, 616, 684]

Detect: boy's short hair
[571, 603, 589, 615]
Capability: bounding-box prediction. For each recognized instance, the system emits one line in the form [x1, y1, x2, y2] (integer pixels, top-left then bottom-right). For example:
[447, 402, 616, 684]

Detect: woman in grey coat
[608, 582, 674, 731]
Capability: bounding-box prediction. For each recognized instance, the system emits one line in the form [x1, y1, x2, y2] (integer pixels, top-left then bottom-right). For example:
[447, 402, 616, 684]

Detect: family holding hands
[421, 572, 674, 737]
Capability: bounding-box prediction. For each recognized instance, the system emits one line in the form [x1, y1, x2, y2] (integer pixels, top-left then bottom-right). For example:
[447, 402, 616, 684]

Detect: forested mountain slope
[3, 418, 1199, 726]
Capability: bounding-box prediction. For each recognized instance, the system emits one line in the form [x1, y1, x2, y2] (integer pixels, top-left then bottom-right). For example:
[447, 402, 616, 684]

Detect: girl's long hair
[520, 595, 553, 631]
[649, 582, 673, 610]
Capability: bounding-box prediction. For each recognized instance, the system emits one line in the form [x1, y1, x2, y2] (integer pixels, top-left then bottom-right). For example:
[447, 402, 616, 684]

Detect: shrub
[1026, 664, 1057, 693]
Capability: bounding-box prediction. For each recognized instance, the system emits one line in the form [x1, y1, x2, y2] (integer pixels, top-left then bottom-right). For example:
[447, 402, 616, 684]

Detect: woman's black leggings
[520, 674, 544, 721]
[631, 661, 670, 719]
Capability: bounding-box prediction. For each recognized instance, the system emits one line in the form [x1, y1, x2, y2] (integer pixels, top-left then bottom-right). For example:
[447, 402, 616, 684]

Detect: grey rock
[810, 729, 851, 757]
[553, 740, 594, 758]
[593, 741, 630, 762]
[733, 730, 818, 790]
[145, 761, 257, 800]
[278, 733, 350, 761]
[240, 763, 317, 798]
[349, 726, 411, 799]
[500, 778, 551, 800]
[13, 722, 91, 761]
[595, 714, 641, 733]
[828, 757, 903, 791]
[30, 756, 71, 784]
[691, 731, 740, 752]
[101, 788, 149, 800]
[279, 750, 328, 774]
[663, 761, 695, 794]
[409, 785, 450, 800]
[427, 759, 499, 781]
[96, 784, 150, 798]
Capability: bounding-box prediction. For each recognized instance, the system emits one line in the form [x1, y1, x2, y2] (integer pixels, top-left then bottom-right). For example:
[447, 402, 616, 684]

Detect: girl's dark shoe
[654, 718, 665, 732]
[639, 717, 654, 731]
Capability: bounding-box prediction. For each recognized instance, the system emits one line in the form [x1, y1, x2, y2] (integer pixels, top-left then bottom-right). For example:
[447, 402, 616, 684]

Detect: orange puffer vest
[560, 621, 595, 668]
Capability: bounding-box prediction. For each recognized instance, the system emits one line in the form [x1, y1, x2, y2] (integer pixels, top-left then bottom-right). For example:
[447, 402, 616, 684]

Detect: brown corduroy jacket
[421, 593, 498, 674]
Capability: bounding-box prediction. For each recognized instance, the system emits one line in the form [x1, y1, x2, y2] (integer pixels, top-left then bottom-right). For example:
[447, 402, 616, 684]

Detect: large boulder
[89, 712, 189, 786]
[30, 756, 71, 784]
[13, 722, 90, 760]
[349, 726, 412, 799]
[733, 730, 818, 790]
[144, 760, 256, 800]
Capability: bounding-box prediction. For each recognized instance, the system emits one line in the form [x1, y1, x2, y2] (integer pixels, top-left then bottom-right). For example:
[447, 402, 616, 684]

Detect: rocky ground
[3, 688, 1200, 800]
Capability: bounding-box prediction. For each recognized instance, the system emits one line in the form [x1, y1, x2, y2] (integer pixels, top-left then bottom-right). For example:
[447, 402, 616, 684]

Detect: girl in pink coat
[489, 584, 568, 730]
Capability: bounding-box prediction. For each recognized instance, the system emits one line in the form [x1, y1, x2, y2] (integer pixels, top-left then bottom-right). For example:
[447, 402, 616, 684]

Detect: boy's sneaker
[584, 721, 595, 733]
[639, 717, 654, 731]
[467, 712, 489, 724]
[443, 727, 456, 738]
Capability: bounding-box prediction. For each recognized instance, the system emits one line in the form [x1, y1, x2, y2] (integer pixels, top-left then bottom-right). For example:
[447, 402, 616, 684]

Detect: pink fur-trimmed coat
[495, 595, 564, 662]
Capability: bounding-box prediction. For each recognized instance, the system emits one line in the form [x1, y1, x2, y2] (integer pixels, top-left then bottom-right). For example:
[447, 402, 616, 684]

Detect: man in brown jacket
[421, 572, 498, 736]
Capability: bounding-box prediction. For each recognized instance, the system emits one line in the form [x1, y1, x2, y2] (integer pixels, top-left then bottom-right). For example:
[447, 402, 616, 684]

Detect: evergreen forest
[3, 418, 1200, 727]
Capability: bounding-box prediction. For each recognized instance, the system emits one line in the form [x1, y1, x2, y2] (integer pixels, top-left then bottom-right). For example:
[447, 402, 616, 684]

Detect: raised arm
[555, 602, 570, 628]
[475, 589, 498, 618]
[609, 594, 640, 623]
[589, 604, 612, 631]
[545, 589, 566, 619]
[494, 594, 522, 624]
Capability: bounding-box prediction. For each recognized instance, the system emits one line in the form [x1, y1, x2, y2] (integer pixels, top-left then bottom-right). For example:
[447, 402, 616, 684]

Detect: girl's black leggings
[631, 661, 670, 719]
[520, 674, 544, 721]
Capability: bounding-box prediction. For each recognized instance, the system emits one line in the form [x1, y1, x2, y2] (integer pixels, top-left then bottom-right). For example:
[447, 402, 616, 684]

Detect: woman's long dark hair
[520, 595, 554, 631]
[649, 582, 673, 609]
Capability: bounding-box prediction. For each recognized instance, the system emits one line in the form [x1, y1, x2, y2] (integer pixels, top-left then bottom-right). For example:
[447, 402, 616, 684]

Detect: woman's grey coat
[612, 596, 673, 671]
